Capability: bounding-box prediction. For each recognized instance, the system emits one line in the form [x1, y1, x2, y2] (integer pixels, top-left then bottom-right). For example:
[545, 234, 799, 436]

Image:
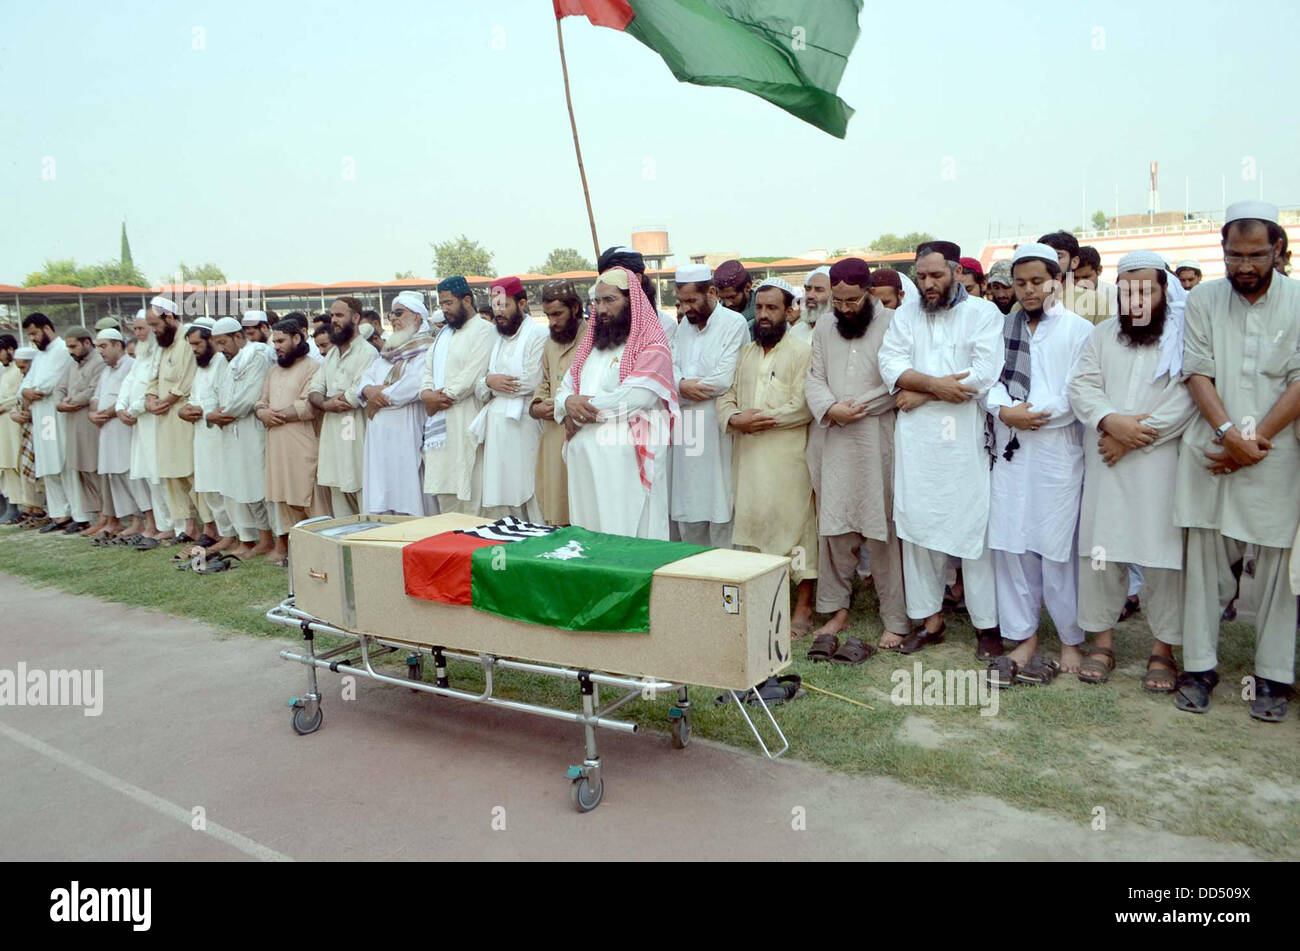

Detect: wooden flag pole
[556, 17, 602, 262]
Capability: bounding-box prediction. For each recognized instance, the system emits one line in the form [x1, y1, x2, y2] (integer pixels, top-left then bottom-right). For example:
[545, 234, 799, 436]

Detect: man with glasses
[1173, 200, 1300, 721]
[879, 241, 1005, 658]
[802, 259, 909, 658]
[421, 276, 495, 515]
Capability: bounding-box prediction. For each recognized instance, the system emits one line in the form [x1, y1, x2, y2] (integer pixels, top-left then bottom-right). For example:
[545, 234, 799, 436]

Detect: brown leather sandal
[1078, 646, 1117, 684]
[1142, 654, 1178, 693]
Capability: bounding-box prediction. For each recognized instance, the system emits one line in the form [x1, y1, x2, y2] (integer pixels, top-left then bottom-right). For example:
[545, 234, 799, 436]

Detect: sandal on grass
[1014, 655, 1060, 686]
[1078, 646, 1116, 684]
[987, 656, 1018, 690]
[1250, 679, 1290, 723]
[807, 633, 838, 663]
[1173, 670, 1219, 714]
[830, 637, 876, 665]
[1142, 655, 1178, 693]
[897, 620, 945, 655]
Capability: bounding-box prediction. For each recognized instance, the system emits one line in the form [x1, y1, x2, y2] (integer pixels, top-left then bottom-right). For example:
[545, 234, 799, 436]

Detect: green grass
[3, 526, 1297, 856]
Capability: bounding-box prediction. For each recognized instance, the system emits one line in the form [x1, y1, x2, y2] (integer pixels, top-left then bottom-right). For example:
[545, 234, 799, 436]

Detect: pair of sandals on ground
[169, 536, 242, 574]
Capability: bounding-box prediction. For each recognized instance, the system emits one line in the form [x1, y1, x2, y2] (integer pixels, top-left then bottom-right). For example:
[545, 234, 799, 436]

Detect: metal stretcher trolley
[271, 514, 792, 812]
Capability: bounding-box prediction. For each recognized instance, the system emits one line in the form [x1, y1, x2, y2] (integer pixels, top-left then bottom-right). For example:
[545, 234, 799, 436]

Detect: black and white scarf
[988, 309, 1032, 465]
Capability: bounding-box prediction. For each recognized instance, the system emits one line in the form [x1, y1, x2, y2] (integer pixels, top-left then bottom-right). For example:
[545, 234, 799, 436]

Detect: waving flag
[554, 0, 862, 138]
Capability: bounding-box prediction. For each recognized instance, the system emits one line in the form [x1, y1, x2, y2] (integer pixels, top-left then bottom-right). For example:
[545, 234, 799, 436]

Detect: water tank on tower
[631, 229, 671, 270]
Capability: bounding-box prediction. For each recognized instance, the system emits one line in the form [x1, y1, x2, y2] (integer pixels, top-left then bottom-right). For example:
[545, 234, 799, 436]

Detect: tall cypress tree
[120, 220, 134, 270]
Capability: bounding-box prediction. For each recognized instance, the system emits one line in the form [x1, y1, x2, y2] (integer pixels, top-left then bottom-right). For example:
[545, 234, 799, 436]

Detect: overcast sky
[3, 0, 1297, 284]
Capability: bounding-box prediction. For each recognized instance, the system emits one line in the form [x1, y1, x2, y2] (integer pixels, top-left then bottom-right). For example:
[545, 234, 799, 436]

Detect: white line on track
[0, 720, 293, 862]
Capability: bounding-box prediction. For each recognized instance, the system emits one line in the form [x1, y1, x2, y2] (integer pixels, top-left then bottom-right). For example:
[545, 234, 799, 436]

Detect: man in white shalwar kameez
[308, 296, 377, 517]
[89, 329, 149, 538]
[357, 291, 435, 516]
[20, 313, 81, 530]
[669, 263, 747, 547]
[984, 243, 1094, 685]
[421, 279, 496, 515]
[1068, 251, 1196, 689]
[878, 241, 1005, 658]
[182, 322, 235, 551]
[557, 267, 679, 539]
[116, 311, 171, 543]
[473, 278, 548, 520]
[210, 314, 277, 559]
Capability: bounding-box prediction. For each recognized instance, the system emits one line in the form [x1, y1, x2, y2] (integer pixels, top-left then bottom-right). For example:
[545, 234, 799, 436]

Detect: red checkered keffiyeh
[564, 266, 679, 490]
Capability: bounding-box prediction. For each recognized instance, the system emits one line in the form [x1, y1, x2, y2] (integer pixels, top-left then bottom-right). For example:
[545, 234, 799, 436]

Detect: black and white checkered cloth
[454, 517, 559, 543]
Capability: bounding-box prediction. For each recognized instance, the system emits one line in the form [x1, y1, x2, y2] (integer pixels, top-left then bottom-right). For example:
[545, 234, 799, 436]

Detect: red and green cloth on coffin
[553, 0, 862, 138]
[402, 518, 709, 633]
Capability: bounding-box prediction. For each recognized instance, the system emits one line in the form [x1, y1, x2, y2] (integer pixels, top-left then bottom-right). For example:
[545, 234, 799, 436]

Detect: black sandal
[1173, 670, 1219, 714]
[1249, 679, 1290, 723]
[987, 656, 1018, 690]
[897, 621, 945, 655]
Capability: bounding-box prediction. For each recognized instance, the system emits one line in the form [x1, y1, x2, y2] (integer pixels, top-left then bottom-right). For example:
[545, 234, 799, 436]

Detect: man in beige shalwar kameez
[53, 326, 106, 536]
[256, 319, 325, 566]
[144, 297, 200, 541]
[1173, 202, 1300, 721]
[420, 276, 496, 515]
[717, 278, 818, 634]
[804, 259, 910, 661]
[308, 296, 377, 516]
[1068, 252, 1197, 689]
[530, 281, 587, 525]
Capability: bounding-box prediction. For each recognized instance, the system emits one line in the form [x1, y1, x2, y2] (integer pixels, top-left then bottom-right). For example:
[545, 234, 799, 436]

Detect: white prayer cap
[811, 265, 832, 279]
[95, 328, 124, 343]
[150, 295, 179, 315]
[358, 323, 376, 340]
[1117, 251, 1170, 274]
[597, 268, 630, 291]
[1174, 259, 1202, 273]
[674, 263, 711, 283]
[1224, 200, 1279, 225]
[756, 276, 797, 297]
[1011, 242, 1059, 268]
[134, 308, 147, 322]
[192, 317, 215, 330]
[14, 346, 37, 360]
[393, 290, 429, 319]
[210, 316, 242, 336]
[242, 310, 269, 327]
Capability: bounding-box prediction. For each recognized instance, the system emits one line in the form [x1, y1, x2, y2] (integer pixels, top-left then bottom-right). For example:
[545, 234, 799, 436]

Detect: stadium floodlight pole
[555, 17, 601, 263]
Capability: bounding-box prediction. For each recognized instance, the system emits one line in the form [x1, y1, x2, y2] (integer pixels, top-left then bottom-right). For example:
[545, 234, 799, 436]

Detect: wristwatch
[1213, 420, 1235, 442]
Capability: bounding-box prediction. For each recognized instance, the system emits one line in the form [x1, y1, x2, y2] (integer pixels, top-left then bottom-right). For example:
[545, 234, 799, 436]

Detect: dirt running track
[0, 574, 1258, 861]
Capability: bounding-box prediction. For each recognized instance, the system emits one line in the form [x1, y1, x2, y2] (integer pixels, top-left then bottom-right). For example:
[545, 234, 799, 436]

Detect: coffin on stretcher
[290, 514, 793, 691]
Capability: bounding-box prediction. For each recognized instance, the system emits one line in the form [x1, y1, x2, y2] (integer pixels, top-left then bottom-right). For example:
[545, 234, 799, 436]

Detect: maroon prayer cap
[490, 276, 525, 297]
[868, 268, 902, 290]
[713, 260, 751, 288]
[959, 257, 984, 279]
[829, 257, 872, 288]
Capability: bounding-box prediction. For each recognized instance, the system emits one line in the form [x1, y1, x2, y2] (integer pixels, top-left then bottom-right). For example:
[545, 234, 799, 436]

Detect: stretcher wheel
[670, 714, 691, 749]
[292, 705, 323, 735]
[570, 776, 603, 813]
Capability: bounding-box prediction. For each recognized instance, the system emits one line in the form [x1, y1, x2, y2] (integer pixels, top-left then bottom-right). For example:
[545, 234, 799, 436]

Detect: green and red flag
[553, 0, 862, 138]
[403, 519, 709, 633]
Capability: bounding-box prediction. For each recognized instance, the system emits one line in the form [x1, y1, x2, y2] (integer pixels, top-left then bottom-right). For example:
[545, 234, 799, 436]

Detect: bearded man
[530, 280, 588, 524]
[1068, 251, 1196, 689]
[557, 266, 678, 539]
[308, 296, 378, 516]
[357, 291, 437, 516]
[878, 241, 1005, 658]
[421, 275, 496, 515]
